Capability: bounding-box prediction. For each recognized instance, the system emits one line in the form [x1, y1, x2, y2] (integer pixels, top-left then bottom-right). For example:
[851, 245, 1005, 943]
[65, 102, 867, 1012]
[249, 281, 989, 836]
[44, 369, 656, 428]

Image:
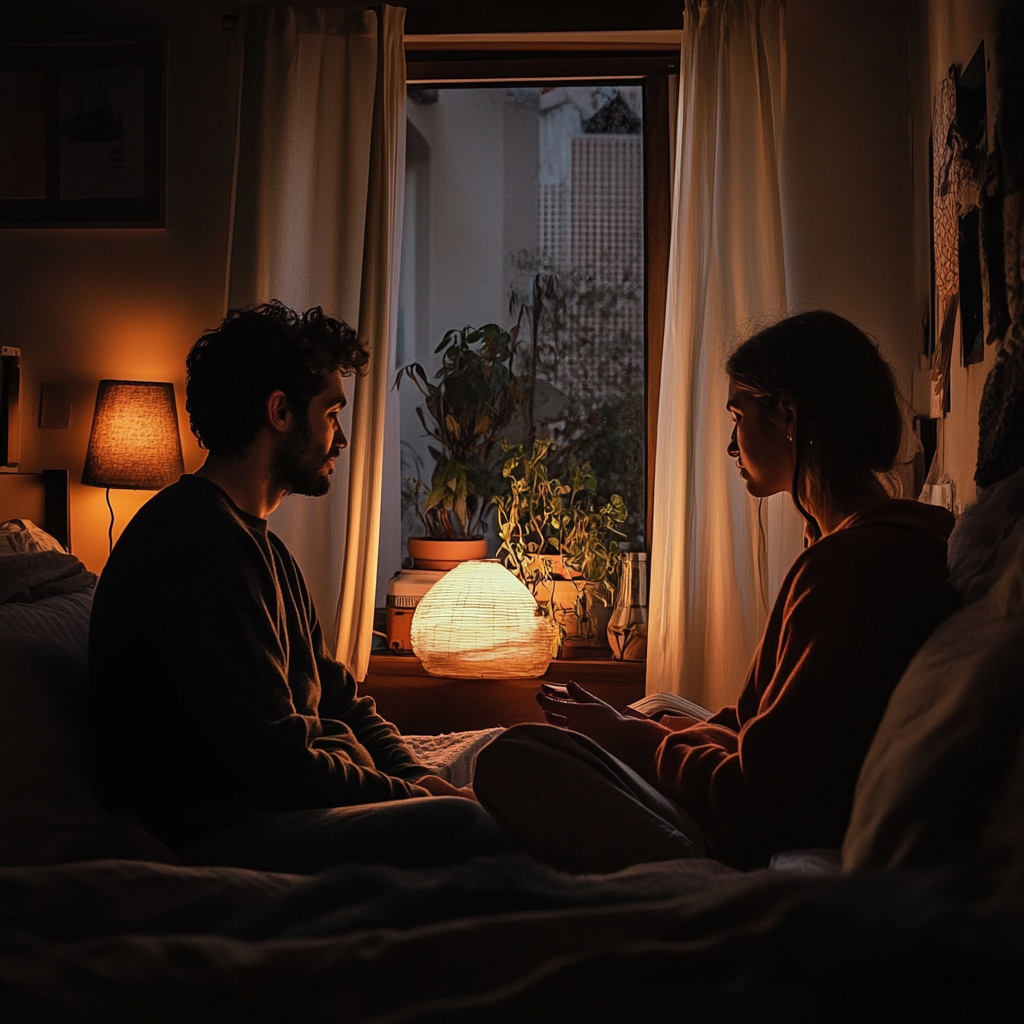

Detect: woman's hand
[536, 681, 664, 765]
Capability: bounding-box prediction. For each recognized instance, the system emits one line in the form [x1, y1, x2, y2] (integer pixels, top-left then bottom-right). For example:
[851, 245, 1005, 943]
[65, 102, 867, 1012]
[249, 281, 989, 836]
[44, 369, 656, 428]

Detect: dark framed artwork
[0, 37, 166, 227]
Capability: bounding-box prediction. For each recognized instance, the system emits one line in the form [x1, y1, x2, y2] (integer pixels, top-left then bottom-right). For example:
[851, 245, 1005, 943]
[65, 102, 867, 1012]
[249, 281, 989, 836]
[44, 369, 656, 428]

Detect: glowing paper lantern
[411, 560, 554, 679]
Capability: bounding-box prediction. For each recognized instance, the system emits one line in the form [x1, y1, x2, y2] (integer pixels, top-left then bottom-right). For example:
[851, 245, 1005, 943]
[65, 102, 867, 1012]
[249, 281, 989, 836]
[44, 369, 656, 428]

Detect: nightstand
[363, 654, 646, 734]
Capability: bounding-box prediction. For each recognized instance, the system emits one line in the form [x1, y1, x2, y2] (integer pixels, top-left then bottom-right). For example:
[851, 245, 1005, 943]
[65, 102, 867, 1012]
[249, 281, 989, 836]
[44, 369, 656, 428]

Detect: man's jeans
[180, 796, 516, 874]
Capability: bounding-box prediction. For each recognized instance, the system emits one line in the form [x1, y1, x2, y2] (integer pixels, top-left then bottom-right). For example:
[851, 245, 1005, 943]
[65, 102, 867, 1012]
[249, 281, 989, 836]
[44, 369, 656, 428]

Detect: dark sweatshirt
[617, 500, 957, 868]
[90, 475, 427, 847]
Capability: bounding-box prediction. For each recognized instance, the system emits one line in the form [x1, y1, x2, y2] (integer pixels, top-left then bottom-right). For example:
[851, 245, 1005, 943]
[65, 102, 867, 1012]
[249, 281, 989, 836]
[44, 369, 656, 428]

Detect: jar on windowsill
[607, 552, 648, 661]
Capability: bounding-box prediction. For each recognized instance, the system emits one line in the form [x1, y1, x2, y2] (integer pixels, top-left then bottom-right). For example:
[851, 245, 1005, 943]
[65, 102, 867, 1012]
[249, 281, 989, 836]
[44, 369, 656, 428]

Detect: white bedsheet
[405, 728, 504, 788]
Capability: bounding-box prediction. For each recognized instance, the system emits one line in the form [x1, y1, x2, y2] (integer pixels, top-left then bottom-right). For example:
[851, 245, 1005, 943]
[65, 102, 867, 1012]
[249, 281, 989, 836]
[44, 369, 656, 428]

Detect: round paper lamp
[411, 560, 554, 679]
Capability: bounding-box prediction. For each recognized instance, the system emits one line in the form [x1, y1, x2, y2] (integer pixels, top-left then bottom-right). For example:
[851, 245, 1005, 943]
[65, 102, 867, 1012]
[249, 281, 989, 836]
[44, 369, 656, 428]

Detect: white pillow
[0, 519, 67, 556]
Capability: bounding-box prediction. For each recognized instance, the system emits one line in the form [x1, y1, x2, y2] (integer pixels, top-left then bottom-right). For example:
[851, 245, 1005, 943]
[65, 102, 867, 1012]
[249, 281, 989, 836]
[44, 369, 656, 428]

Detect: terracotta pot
[522, 554, 611, 655]
[407, 537, 488, 571]
[521, 554, 580, 603]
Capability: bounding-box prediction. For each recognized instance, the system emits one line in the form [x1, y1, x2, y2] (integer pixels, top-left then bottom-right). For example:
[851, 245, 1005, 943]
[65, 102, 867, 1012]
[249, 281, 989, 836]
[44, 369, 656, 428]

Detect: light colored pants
[180, 796, 515, 874]
[474, 723, 710, 874]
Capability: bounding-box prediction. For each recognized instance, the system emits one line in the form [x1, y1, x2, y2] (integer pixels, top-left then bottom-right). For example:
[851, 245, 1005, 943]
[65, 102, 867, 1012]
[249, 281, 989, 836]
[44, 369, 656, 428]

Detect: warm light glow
[411, 560, 554, 679]
[82, 380, 184, 490]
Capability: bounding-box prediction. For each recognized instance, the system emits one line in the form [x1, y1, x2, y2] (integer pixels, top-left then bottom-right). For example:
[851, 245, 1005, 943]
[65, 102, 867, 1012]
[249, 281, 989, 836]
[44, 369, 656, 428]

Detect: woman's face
[726, 380, 795, 498]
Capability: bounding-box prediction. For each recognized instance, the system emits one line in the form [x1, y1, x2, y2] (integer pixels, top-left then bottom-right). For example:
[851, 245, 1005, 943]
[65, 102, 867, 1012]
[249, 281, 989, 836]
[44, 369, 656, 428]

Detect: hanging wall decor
[0, 37, 166, 227]
[932, 68, 959, 410]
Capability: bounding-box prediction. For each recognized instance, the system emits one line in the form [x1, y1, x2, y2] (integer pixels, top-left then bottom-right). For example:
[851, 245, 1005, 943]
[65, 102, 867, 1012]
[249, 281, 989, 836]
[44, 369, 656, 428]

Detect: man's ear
[266, 390, 292, 434]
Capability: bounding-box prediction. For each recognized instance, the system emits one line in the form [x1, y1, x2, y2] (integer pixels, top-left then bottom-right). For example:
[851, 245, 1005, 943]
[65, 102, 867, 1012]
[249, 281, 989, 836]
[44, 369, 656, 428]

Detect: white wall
[4, 0, 988, 575]
[782, 0, 920, 404]
[0, 0, 240, 573]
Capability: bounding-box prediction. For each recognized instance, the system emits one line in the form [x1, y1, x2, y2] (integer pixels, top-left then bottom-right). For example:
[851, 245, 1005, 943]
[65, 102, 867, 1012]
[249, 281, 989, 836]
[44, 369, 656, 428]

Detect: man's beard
[274, 418, 335, 497]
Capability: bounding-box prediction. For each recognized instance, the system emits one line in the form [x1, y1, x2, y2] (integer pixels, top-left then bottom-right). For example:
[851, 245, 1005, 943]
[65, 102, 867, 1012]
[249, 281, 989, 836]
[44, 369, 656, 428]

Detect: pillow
[842, 517, 1024, 870]
[0, 589, 178, 867]
[946, 466, 1024, 601]
[0, 550, 96, 604]
[0, 518, 67, 556]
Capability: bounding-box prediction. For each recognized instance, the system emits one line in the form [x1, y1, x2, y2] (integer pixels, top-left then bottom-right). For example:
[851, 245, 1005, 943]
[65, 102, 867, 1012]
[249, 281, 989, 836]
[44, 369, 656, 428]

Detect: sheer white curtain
[226, 4, 406, 680]
[648, 0, 804, 710]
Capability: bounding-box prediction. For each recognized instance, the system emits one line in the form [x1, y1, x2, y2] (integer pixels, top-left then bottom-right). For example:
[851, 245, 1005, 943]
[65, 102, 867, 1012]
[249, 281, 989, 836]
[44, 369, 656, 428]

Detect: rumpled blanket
[1, 854, 1021, 1023]
[218, 854, 741, 939]
[0, 552, 96, 605]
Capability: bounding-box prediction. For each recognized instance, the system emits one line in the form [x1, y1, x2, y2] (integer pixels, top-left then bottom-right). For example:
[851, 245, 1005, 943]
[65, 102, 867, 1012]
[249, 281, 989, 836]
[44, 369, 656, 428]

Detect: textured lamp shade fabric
[411, 560, 554, 679]
[82, 380, 185, 489]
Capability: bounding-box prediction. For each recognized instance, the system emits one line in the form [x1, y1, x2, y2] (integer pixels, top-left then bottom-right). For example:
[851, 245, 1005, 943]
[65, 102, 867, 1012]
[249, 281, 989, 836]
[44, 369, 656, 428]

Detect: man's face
[275, 370, 348, 497]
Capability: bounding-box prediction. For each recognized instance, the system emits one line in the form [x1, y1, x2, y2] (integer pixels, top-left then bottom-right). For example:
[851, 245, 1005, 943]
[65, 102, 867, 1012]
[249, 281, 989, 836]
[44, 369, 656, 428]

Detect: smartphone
[540, 681, 570, 698]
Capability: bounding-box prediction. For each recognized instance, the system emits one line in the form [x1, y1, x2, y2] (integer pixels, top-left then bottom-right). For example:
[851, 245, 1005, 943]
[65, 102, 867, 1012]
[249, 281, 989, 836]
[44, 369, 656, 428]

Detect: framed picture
[0, 37, 166, 227]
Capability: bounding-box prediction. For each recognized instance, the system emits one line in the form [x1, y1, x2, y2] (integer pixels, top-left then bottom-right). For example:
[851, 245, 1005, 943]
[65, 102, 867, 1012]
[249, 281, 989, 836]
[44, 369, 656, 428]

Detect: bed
[2, 469, 1023, 1022]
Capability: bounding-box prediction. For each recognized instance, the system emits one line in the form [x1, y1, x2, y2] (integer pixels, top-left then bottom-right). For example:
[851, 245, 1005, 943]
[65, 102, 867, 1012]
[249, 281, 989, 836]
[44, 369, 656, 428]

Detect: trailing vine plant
[495, 437, 627, 648]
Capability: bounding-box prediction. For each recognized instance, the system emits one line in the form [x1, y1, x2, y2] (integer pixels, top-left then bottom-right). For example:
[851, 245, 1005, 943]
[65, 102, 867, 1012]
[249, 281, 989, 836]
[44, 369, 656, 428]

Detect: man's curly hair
[185, 301, 368, 457]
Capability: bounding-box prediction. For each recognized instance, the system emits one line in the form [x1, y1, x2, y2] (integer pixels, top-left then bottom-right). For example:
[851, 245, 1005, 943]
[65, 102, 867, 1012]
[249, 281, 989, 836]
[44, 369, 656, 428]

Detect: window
[378, 37, 675, 598]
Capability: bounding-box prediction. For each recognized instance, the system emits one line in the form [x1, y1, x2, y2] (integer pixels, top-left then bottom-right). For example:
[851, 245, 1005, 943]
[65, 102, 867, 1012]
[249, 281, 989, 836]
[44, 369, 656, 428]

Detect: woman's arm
[654, 521, 954, 866]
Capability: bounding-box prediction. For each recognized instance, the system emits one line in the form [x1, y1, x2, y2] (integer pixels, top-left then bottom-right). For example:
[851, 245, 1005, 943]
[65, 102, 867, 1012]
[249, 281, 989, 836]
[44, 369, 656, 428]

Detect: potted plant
[396, 323, 526, 569]
[495, 437, 627, 656]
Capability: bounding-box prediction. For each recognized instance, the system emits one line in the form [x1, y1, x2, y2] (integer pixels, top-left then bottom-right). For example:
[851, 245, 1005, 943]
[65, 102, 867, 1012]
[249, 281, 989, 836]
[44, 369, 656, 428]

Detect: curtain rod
[405, 31, 682, 52]
[220, 15, 682, 51]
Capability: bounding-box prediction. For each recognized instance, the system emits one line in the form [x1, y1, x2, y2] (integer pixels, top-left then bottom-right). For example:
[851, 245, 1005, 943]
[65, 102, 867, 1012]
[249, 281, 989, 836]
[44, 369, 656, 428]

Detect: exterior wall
[405, 91, 509, 355]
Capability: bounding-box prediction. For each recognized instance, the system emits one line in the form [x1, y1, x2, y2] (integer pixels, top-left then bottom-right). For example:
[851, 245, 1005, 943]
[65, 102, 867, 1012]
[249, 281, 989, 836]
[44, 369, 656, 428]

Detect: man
[90, 301, 512, 873]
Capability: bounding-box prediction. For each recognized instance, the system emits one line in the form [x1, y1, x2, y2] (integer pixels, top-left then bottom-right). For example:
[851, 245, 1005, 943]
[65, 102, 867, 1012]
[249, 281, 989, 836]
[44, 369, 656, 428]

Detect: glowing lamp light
[410, 560, 554, 679]
[82, 380, 185, 551]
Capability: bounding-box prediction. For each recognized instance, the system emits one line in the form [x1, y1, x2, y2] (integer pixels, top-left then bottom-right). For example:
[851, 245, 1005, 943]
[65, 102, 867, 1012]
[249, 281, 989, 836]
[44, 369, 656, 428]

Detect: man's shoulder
[136, 475, 246, 527]
[107, 476, 257, 570]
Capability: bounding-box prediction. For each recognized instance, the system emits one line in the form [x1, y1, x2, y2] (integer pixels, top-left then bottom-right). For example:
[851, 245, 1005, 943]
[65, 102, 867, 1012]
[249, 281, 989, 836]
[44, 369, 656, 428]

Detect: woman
[473, 311, 956, 872]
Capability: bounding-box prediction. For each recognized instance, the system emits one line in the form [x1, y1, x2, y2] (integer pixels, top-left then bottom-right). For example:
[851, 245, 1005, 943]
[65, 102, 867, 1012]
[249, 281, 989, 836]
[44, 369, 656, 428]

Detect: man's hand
[414, 774, 477, 802]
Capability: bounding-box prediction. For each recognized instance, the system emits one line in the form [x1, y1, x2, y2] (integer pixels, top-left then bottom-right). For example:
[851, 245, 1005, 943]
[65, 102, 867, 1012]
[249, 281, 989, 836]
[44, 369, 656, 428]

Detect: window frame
[403, 38, 676, 550]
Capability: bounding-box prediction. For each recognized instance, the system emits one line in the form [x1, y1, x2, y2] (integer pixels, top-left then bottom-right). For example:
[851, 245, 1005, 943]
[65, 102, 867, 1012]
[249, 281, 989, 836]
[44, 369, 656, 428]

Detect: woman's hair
[186, 300, 368, 457]
[726, 310, 903, 539]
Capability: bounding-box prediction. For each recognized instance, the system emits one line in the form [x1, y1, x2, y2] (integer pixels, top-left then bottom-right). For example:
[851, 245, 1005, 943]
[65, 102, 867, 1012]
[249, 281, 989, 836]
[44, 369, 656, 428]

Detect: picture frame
[0, 37, 166, 227]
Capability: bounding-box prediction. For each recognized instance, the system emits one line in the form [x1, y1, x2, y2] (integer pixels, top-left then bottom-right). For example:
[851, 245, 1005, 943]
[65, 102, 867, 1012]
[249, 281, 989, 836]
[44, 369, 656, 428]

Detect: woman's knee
[474, 723, 584, 806]
[475, 723, 549, 781]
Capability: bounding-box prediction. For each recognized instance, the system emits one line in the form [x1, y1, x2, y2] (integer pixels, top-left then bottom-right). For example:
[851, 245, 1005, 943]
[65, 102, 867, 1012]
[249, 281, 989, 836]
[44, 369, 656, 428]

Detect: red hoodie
[628, 500, 956, 868]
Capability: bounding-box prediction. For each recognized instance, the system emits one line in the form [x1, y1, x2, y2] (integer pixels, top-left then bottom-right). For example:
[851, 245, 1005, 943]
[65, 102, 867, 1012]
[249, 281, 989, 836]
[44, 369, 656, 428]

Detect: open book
[627, 692, 713, 722]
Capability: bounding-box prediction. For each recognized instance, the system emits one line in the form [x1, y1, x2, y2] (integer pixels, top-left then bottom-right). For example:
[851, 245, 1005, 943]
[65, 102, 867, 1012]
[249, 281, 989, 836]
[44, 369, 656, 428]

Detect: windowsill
[368, 651, 645, 681]
[364, 653, 646, 734]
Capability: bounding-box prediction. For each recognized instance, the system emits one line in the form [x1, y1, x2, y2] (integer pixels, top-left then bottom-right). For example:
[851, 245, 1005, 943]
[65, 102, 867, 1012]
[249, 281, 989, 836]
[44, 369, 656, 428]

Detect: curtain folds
[227, 4, 406, 681]
[648, 0, 803, 709]
[334, 9, 406, 678]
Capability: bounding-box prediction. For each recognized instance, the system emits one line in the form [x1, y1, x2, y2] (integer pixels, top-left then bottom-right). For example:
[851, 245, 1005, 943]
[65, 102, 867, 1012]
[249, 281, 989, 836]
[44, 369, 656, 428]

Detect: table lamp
[82, 380, 185, 551]
[410, 559, 554, 679]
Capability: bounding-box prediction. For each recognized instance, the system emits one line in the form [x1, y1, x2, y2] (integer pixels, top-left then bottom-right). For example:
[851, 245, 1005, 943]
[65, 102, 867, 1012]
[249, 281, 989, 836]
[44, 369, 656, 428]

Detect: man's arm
[311, 618, 427, 782]
[142, 521, 430, 809]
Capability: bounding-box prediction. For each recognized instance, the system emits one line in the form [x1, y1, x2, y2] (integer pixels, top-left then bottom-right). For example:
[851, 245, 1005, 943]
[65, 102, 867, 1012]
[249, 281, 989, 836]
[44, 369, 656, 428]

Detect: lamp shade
[82, 380, 184, 489]
[411, 560, 554, 679]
